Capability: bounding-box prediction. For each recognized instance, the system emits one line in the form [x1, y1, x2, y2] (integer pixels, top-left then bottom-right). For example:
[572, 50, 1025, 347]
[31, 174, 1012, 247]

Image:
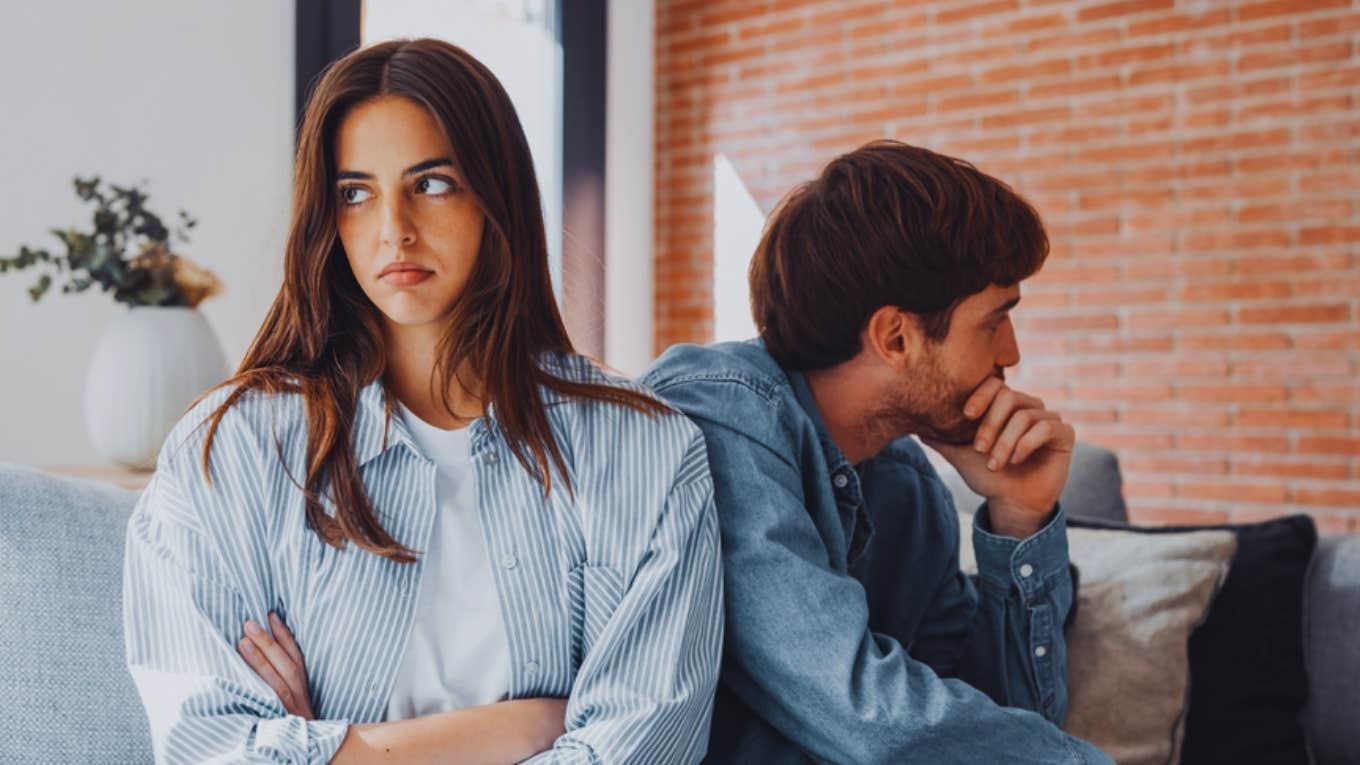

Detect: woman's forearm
[329, 697, 566, 765]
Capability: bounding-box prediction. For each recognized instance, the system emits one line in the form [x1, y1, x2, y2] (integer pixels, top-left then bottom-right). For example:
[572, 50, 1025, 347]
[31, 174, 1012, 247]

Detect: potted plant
[1, 177, 229, 471]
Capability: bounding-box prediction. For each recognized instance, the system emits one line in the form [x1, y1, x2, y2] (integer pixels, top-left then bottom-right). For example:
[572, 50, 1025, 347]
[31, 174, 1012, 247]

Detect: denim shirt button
[1019, 563, 1035, 578]
[832, 473, 849, 489]
[1034, 645, 1048, 658]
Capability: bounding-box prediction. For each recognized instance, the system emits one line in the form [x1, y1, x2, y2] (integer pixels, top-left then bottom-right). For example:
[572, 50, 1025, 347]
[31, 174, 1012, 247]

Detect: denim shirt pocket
[566, 561, 627, 672]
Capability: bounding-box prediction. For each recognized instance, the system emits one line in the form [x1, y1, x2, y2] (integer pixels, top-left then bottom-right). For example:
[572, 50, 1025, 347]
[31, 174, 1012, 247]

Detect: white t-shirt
[384, 403, 512, 721]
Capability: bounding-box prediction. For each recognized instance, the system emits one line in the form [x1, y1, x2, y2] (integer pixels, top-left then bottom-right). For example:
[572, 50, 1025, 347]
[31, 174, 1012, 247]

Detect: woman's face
[333, 95, 484, 330]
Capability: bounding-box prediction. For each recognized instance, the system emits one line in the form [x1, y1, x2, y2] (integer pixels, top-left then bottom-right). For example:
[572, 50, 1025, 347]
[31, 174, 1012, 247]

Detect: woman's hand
[238, 612, 316, 720]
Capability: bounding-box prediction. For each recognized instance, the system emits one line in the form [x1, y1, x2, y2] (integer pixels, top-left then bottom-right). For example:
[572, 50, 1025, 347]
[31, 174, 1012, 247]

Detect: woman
[123, 38, 722, 764]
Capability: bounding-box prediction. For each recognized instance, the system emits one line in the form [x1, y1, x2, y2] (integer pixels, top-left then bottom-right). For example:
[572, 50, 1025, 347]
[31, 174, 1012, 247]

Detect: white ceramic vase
[84, 305, 229, 471]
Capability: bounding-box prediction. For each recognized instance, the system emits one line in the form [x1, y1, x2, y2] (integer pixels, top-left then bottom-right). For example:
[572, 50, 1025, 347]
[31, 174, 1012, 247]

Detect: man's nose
[997, 321, 1021, 368]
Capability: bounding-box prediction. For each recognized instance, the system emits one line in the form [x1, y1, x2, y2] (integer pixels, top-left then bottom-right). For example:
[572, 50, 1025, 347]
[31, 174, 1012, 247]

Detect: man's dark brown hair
[749, 139, 1049, 371]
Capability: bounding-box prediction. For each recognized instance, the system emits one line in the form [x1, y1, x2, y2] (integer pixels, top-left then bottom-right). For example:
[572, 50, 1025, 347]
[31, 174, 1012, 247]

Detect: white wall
[0, 1, 294, 466]
[604, 0, 654, 376]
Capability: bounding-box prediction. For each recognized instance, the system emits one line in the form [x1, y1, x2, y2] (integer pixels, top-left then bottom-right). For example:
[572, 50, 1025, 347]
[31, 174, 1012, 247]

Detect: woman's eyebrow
[336, 157, 454, 181]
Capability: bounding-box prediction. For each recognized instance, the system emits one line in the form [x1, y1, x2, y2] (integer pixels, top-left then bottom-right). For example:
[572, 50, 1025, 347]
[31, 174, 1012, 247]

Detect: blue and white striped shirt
[122, 353, 723, 764]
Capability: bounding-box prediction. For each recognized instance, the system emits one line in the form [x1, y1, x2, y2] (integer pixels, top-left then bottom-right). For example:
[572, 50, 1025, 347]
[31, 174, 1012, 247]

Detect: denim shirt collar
[783, 364, 874, 563]
[785, 367, 855, 476]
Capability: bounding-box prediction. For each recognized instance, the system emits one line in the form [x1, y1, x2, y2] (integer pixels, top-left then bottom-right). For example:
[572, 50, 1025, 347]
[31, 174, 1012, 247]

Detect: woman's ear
[862, 305, 925, 371]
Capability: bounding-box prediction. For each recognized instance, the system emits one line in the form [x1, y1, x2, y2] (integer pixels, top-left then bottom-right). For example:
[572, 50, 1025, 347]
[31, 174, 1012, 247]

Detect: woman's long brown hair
[182, 38, 666, 563]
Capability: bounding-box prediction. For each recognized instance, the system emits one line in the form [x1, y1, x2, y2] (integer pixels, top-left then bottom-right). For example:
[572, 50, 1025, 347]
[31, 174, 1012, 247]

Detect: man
[642, 140, 1113, 764]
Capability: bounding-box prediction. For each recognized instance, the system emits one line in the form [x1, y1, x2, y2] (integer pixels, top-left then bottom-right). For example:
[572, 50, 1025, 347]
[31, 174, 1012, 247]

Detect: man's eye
[418, 176, 456, 195]
[339, 186, 372, 205]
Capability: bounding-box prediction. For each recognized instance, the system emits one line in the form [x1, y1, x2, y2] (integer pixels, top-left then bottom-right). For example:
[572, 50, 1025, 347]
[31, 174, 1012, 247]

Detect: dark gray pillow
[0, 462, 152, 762]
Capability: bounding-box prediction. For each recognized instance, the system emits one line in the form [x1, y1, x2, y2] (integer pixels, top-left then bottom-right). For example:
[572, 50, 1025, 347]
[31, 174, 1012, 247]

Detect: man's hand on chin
[922, 376, 1075, 540]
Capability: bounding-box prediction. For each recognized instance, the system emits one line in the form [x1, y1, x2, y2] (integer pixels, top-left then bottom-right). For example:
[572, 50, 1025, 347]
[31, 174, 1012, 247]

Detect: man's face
[886, 284, 1022, 445]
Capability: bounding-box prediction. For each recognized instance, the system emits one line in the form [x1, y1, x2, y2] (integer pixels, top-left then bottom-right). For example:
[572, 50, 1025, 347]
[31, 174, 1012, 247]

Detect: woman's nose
[379, 198, 416, 247]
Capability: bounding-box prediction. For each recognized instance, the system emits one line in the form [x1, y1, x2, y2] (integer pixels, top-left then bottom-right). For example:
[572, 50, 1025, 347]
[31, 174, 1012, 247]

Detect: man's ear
[862, 305, 925, 370]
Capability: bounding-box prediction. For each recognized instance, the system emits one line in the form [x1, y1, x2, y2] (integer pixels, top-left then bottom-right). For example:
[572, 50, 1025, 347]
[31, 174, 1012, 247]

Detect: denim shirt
[123, 353, 723, 764]
[642, 340, 1113, 765]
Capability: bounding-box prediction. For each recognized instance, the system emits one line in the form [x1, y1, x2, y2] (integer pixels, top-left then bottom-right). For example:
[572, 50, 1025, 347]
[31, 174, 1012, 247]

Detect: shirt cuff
[254, 715, 350, 764]
[971, 502, 1070, 604]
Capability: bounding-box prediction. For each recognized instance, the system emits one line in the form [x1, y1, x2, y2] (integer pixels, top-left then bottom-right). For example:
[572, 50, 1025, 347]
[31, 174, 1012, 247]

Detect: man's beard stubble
[873, 351, 1002, 447]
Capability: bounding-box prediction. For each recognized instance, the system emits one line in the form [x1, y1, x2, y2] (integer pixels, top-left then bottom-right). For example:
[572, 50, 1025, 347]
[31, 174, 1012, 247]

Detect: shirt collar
[784, 366, 855, 476]
[353, 377, 421, 468]
[352, 351, 579, 468]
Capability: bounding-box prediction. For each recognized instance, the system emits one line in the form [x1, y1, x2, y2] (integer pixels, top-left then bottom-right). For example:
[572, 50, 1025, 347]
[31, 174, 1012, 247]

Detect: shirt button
[524, 660, 539, 674]
[833, 473, 849, 489]
[483, 450, 499, 464]
[500, 553, 518, 570]
[1034, 645, 1048, 658]
[1019, 563, 1035, 578]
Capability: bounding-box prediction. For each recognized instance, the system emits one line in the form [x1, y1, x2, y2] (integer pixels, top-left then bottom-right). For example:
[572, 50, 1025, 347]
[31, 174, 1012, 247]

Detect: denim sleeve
[651, 379, 1111, 765]
[909, 496, 1076, 726]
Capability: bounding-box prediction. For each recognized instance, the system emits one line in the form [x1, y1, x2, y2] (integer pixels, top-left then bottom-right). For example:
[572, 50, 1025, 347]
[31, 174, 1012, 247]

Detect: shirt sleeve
[122, 449, 349, 764]
[650, 378, 1112, 765]
[519, 428, 724, 765]
[908, 495, 1077, 726]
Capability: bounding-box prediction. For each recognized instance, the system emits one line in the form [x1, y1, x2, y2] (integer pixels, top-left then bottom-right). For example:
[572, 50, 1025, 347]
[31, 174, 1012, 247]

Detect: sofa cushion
[960, 517, 1236, 765]
[0, 462, 152, 762]
[1071, 515, 1317, 765]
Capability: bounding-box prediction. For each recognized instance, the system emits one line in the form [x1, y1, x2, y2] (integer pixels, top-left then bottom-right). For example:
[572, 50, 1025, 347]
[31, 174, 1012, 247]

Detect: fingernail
[245, 620, 262, 636]
[987, 458, 998, 471]
[268, 612, 280, 625]
[240, 639, 255, 654]
[975, 439, 987, 453]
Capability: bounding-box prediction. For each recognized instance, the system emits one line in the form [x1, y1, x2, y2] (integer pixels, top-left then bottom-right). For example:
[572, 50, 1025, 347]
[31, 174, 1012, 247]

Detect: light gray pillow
[959, 517, 1236, 765]
[0, 462, 152, 762]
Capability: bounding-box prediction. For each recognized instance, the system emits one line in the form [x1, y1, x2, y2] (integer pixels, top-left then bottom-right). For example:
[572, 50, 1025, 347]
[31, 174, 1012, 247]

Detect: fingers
[237, 630, 298, 711]
[269, 612, 306, 670]
[1010, 418, 1075, 466]
[239, 617, 307, 712]
[963, 377, 1006, 421]
[988, 409, 1062, 469]
[972, 384, 1044, 454]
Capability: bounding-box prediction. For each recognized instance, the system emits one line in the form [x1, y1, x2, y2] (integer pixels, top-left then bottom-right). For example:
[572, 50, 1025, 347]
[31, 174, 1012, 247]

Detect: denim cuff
[971, 502, 1070, 604]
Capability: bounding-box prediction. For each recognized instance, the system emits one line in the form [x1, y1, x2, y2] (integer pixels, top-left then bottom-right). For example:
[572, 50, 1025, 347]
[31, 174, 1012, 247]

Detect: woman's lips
[380, 269, 433, 286]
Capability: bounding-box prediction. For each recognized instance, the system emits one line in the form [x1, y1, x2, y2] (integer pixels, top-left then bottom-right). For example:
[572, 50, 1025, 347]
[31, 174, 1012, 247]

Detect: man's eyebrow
[988, 296, 1021, 318]
[336, 157, 453, 182]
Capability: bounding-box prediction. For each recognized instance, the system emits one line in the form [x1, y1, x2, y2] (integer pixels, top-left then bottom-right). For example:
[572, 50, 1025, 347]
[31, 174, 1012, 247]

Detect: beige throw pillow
[958, 516, 1236, 765]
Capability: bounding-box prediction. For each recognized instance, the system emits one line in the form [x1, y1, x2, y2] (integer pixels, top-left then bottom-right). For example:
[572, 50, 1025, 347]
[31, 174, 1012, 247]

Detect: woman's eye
[417, 176, 455, 195]
[339, 186, 372, 205]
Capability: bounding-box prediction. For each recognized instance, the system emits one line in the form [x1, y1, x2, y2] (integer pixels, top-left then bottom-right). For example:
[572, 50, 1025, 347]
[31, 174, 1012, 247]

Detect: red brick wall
[654, 0, 1360, 529]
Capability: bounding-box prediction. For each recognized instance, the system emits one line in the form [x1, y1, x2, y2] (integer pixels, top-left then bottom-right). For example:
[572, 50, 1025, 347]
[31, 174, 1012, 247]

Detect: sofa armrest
[1302, 534, 1360, 765]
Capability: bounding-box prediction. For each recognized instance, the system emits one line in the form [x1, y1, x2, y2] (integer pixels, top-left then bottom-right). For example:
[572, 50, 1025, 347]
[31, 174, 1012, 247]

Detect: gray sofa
[936, 443, 1360, 765]
[2, 446, 1357, 763]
